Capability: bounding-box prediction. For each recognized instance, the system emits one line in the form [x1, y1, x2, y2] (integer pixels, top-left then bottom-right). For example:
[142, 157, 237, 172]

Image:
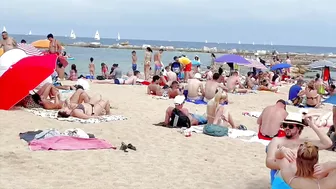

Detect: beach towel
[186, 98, 228, 105]
[242, 111, 262, 118]
[29, 136, 115, 151]
[24, 108, 127, 124]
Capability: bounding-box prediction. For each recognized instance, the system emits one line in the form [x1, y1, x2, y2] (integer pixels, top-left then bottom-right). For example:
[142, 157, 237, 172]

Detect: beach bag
[169, 108, 191, 128]
[203, 124, 228, 137]
[96, 75, 105, 80]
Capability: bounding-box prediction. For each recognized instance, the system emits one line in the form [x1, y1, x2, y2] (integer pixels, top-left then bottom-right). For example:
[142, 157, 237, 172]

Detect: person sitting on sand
[328, 84, 336, 96]
[257, 99, 288, 140]
[168, 81, 182, 99]
[163, 95, 206, 127]
[185, 73, 204, 100]
[57, 92, 111, 119]
[288, 79, 305, 105]
[226, 71, 248, 93]
[266, 114, 332, 183]
[204, 73, 228, 102]
[260, 79, 279, 92]
[202, 66, 213, 80]
[301, 110, 334, 128]
[303, 80, 321, 108]
[272, 141, 336, 189]
[165, 66, 178, 86]
[94, 70, 141, 85]
[246, 72, 278, 92]
[68, 64, 78, 81]
[147, 75, 163, 96]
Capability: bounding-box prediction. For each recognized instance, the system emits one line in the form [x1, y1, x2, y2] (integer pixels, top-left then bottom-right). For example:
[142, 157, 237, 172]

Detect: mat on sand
[24, 108, 127, 124]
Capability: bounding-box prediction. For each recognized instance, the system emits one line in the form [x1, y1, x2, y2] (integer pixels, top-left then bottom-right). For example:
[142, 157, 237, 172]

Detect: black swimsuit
[75, 104, 95, 115]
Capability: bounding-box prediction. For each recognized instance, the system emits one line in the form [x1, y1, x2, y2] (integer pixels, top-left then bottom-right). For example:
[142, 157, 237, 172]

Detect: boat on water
[3, 26, 6, 32]
[28, 30, 32, 35]
[70, 29, 76, 39]
[119, 41, 129, 46]
[94, 30, 100, 40]
[116, 32, 120, 41]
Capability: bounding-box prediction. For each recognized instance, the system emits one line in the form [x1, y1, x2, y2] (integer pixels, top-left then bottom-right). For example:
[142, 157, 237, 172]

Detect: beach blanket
[24, 108, 127, 124]
[29, 136, 116, 151]
[186, 98, 228, 105]
[242, 111, 262, 118]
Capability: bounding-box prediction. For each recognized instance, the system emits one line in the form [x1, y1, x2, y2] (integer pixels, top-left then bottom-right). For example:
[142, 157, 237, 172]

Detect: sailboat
[116, 32, 120, 41]
[252, 42, 255, 45]
[238, 41, 241, 44]
[205, 40, 208, 43]
[70, 29, 76, 39]
[270, 41, 273, 46]
[28, 30, 32, 35]
[2, 26, 6, 32]
[94, 30, 100, 40]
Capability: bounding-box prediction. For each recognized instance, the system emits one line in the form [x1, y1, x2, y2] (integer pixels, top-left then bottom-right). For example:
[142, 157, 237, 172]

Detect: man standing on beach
[257, 99, 288, 140]
[47, 33, 62, 55]
[0, 31, 17, 52]
[154, 49, 164, 75]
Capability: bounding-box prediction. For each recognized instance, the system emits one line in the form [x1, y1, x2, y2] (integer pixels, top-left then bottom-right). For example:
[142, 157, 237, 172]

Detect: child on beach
[132, 51, 137, 71]
[88, 57, 95, 79]
[101, 63, 108, 78]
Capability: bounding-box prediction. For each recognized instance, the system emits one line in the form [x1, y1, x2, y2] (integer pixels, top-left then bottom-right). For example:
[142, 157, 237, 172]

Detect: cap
[174, 95, 185, 105]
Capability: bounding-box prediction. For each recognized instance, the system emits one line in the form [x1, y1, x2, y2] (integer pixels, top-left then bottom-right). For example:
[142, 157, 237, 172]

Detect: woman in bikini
[144, 47, 153, 80]
[57, 90, 111, 119]
[272, 141, 336, 189]
[304, 81, 321, 107]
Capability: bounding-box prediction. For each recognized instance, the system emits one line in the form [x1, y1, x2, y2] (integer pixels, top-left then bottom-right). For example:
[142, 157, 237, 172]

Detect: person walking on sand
[88, 57, 95, 79]
[47, 33, 62, 55]
[154, 49, 164, 75]
[131, 51, 137, 71]
[0, 31, 17, 52]
[144, 47, 153, 80]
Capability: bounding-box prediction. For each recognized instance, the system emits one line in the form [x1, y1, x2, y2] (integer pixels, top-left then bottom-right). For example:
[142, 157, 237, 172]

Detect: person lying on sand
[301, 110, 333, 128]
[162, 95, 206, 127]
[203, 73, 228, 102]
[185, 73, 204, 100]
[65, 89, 101, 108]
[206, 89, 238, 128]
[57, 93, 111, 119]
[147, 75, 163, 96]
[31, 83, 64, 110]
[272, 141, 336, 189]
[168, 81, 182, 99]
[226, 71, 249, 93]
[259, 79, 278, 92]
[257, 99, 288, 140]
[93, 71, 141, 85]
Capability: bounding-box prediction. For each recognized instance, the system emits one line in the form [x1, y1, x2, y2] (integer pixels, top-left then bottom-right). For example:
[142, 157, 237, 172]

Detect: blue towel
[186, 98, 228, 105]
[272, 176, 292, 189]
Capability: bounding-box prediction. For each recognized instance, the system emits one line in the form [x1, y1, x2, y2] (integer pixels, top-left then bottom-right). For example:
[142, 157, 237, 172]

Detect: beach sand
[0, 83, 335, 189]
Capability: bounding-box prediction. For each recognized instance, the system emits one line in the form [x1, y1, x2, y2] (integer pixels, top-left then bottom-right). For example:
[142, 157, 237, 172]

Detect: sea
[10, 34, 336, 77]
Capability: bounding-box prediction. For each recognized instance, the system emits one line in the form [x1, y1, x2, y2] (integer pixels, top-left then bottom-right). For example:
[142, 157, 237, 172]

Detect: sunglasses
[282, 123, 296, 129]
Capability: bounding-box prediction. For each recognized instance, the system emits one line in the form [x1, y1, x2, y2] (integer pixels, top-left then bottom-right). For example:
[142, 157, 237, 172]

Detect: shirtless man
[165, 66, 177, 86]
[93, 70, 141, 85]
[226, 71, 248, 93]
[168, 81, 182, 99]
[147, 75, 163, 95]
[185, 73, 204, 100]
[88, 57, 95, 78]
[0, 31, 17, 52]
[257, 99, 288, 140]
[204, 73, 228, 102]
[47, 33, 62, 55]
[154, 49, 164, 75]
[266, 114, 332, 182]
[203, 66, 213, 80]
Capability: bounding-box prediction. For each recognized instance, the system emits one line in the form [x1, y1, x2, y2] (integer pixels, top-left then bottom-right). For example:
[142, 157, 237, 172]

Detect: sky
[0, 0, 335, 46]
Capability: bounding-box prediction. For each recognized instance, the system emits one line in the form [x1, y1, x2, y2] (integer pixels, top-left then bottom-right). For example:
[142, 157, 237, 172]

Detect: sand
[0, 83, 335, 189]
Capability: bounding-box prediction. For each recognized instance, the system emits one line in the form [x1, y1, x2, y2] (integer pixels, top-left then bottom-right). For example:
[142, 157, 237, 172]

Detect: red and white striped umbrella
[17, 43, 42, 56]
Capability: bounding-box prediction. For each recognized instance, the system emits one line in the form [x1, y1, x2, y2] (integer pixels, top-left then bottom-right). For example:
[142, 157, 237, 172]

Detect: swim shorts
[184, 63, 192, 72]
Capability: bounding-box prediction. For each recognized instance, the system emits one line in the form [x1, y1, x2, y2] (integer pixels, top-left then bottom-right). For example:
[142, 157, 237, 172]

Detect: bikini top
[288, 176, 320, 189]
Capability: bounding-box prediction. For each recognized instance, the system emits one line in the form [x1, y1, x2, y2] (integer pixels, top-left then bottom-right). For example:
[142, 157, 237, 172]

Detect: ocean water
[9, 34, 336, 77]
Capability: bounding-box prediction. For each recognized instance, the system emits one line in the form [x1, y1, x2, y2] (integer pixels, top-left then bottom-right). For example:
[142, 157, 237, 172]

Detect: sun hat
[174, 95, 185, 105]
[194, 73, 202, 79]
[283, 112, 305, 127]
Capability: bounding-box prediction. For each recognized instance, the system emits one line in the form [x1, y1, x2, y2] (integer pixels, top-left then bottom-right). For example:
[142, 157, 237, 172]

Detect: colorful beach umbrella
[0, 49, 27, 76]
[308, 60, 336, 69]
[246, 59, 268, 70]
[17, 43, 42, 56]
[215, 54, 251, 65]
[270, 63, 291, 71]
[31, 39, 65, 49]
[0, 54, 57, 110]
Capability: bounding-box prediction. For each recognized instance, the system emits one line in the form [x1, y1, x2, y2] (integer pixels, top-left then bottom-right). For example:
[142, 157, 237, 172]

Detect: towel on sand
[186, 98, 228, 105]
[24, 108, 127, 124]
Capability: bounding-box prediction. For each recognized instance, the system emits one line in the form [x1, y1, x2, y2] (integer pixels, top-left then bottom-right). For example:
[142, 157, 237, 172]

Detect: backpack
[169, 108, 191, 128]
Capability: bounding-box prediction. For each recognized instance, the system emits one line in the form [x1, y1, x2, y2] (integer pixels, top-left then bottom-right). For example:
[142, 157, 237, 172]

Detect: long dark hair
[146, 47, 153, 53]
[71, 64, 77, 73]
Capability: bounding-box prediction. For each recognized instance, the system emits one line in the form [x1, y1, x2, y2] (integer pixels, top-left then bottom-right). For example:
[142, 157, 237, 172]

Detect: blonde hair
[214, 89, 227, 109]
[295, 141, 319, 177]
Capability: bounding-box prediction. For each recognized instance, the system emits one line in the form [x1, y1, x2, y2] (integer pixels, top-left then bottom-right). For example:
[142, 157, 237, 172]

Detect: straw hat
[283, 113, 305, 127]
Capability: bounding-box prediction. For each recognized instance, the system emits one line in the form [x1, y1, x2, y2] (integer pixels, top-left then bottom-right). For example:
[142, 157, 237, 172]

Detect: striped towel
[17, 43, 42, 56]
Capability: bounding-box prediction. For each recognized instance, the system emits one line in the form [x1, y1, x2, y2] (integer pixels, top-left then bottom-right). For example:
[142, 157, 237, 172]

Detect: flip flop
[120, 142, 128, 152]
[238, 125, 247, 130]
[127, 143, 136, 151]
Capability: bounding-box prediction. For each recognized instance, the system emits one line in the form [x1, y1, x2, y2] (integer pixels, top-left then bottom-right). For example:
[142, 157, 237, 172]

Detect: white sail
[270, 41, 273, 46]
[238, 41, 241, 44]
[252, 42, 255, 45]
[94, 30, 100, 40]
[70, 29, 76, 39]
[117, 32, 120, 41]
[2, 26, 6, 32]
[28, 30, 32, 35]
[205, 40, 208, 43]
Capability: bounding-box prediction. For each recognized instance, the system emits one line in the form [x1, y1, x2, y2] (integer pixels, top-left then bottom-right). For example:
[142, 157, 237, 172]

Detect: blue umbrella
[191, 60, 201, 66]
[215, 54, 250, 65]
[323, 95, 336, 105]
[270, 63, 292, 71]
